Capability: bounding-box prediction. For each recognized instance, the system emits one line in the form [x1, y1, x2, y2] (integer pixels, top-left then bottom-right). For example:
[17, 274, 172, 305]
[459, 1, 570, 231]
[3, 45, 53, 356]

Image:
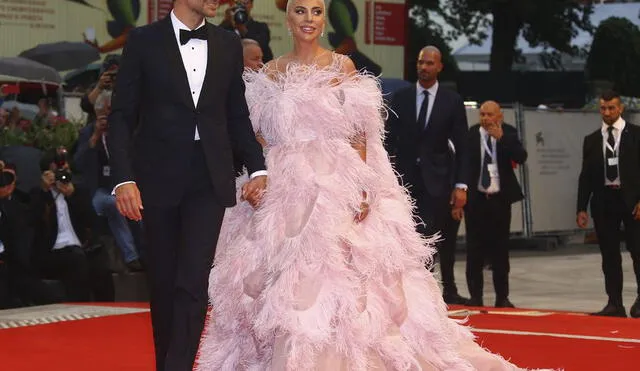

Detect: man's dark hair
[601, 90, 621, 102]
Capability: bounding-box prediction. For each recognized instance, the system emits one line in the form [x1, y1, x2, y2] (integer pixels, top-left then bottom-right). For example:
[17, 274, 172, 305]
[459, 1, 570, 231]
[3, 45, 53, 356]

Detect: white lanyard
[604, 129, 621, 154]
[482, 133, 495, 162]
[101, 134, 109, 159]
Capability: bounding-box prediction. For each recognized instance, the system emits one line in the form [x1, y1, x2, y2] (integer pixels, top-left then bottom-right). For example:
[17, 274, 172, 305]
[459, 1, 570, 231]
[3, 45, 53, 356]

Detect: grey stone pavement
[442, 243, 639, 313]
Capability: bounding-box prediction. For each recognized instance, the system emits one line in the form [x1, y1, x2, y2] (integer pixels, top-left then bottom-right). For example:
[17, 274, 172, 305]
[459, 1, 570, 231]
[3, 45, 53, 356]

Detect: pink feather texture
[195, 56, 552, 371]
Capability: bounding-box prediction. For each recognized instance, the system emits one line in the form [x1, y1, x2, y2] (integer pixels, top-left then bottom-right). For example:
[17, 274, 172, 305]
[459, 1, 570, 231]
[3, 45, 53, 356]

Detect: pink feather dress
[196, 55, 541, 371]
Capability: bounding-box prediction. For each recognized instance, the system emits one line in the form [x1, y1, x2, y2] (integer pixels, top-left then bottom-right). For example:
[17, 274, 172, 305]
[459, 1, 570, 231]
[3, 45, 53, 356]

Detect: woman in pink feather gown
[196, 0, 548, 370]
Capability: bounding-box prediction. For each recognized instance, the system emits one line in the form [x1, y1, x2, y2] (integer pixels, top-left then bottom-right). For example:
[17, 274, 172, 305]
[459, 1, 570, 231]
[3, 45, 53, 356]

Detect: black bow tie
[179, 26, 207, 45]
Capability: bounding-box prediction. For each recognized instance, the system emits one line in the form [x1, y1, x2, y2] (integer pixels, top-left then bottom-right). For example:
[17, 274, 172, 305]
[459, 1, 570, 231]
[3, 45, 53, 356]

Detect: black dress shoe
[590, 304, 627, 318]
[126, 259, 144, 272]
[630, 297, 640, 318]
[465, 297, 484, 307]
[443, 293, 470, 305]
[495, 298, 515, 308]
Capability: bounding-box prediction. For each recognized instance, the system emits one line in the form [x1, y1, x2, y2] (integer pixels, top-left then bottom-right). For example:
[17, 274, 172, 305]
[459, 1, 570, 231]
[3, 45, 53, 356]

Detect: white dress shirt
[51, 190, 82, 250]
[416, 81, 438, 128]
[602, 117, 625, 186]
[478, 127, 501, 194]
[170, 11, 207, 141]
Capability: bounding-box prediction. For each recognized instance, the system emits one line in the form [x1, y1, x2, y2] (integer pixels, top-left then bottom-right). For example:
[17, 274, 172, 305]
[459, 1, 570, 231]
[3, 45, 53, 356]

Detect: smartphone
[85, 27, 96, 42]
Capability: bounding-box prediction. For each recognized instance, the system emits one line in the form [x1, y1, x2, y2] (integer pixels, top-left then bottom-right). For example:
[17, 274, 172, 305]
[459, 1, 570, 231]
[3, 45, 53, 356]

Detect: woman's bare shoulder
[263, 55, 293, 80]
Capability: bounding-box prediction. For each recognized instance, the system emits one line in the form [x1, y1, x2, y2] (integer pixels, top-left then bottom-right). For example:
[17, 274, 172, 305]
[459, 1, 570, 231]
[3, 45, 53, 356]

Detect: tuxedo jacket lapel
[197, 23, 222, 110]
[161, 16, 195, 109]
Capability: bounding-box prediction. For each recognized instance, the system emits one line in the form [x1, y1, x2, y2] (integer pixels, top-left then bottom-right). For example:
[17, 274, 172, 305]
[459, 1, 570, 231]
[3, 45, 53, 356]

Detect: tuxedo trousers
[142, 142, 226, 371]
[410, 174, 461, 297]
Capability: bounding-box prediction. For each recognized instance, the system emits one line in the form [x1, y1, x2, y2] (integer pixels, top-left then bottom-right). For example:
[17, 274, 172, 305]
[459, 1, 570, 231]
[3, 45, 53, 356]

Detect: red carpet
[0, 303, 638, 370]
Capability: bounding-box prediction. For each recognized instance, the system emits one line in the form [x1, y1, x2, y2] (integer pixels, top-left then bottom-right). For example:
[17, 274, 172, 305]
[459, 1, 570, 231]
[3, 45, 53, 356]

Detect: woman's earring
[321, 28, 325, 37]
[288, 28, 292, 36]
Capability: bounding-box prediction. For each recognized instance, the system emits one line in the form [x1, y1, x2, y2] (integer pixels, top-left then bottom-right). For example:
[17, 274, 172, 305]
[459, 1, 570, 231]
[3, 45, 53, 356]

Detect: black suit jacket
[464, 123, 527, 204]
[577, 122, 640, 213]
[385, 84, 469, 197]
[220, 18, 273, 63]
[73, 122, 104, 195]
[29, 187, 95, 263]
[0, 197, 33, 273]
[108, 17, 265, 207]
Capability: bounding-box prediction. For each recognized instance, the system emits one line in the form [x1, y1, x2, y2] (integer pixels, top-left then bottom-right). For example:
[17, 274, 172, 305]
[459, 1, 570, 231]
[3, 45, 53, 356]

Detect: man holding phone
[80, 55, 120, 124]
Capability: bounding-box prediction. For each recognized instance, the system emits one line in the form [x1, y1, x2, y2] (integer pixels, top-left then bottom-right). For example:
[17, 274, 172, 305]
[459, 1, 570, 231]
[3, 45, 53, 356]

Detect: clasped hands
[241, 175, 267, 208]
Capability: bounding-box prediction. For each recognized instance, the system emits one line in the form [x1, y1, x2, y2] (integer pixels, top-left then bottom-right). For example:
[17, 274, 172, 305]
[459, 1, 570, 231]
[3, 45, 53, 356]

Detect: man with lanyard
[577, 90, 640, 318]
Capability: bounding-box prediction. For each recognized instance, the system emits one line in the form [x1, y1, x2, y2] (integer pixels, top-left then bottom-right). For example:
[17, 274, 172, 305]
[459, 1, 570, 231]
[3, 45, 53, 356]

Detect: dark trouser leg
[159, 142, 226, 371]
[465, 197, 486, 301]
[86, 248, 115, 302]
[40, 246, 91, 302]
[163, 186, 224, 371]
[143, 204, 180, 371]
[415, 190, 459, 296]
[489, 198, 512, 301]
[622, 206, 640, 296]
[592, 192, 624, 306]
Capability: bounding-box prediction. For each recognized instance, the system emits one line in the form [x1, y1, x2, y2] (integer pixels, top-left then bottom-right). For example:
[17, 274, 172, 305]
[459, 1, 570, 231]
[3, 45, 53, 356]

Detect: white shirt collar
[601, 116, 625, 135]
[417, 81, 439, 97]
[479, 126, 495, 141]
[170, 10, 206, 43]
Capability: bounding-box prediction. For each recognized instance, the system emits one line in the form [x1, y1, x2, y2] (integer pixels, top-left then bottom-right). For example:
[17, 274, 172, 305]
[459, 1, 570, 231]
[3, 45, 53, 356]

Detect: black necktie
[481, 134, 493, 189]
[606, 126, 618, 182]
[417, 91, 429, 129]
[180, 26, 207, 45]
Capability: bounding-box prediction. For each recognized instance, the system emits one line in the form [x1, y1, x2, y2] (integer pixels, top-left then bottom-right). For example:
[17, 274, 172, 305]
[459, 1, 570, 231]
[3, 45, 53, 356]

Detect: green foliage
[586, 17, 640, 97]
[406, 2, 460, 82]
[436, 0, 593, 71]
[0, 117, 81, 152]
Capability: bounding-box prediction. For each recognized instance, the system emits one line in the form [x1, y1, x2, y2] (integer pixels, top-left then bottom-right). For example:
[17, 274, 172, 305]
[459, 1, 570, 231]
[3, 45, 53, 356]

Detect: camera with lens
[232, 0, 249, 25]
[55, 168, 72, 184]
[101, 54, 120, 88]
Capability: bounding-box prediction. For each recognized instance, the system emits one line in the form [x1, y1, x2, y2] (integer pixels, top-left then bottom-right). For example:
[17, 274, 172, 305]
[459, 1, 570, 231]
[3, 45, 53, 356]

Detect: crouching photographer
[29, 149, 114, 302]
[220, 0, 273, 63]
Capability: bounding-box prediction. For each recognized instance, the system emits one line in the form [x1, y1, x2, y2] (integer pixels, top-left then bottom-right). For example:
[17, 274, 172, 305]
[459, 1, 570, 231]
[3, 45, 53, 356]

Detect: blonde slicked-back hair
[286, 0, 327, 14]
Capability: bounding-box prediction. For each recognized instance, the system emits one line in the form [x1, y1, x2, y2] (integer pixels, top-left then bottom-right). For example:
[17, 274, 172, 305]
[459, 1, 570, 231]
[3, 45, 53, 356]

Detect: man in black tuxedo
[577, 90, 640, 318]
[463, 101, 527, 308]
[386, 46, 469, 305]
[108, 1, 267, 370]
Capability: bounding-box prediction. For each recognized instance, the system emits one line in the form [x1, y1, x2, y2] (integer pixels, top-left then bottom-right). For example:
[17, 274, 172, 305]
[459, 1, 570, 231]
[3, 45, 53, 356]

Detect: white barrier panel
[458, 109, 524, 236]
[523, 111, 601, 232]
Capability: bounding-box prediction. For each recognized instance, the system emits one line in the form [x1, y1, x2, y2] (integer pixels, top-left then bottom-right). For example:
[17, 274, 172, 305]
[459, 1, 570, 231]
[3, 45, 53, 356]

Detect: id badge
[608, 157, 619, 166]
[488, 164, 498, 177]
[102, 165, 111, 177]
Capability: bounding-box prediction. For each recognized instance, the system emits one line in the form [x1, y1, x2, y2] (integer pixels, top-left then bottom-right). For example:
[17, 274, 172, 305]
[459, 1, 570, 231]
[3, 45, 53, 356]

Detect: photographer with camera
[0, 161, 58, 308]
[28, 149, 114, 302]
[80, 54, 121, 124]
[74, 90, 143, 272]
[220, 0, 273, 63]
